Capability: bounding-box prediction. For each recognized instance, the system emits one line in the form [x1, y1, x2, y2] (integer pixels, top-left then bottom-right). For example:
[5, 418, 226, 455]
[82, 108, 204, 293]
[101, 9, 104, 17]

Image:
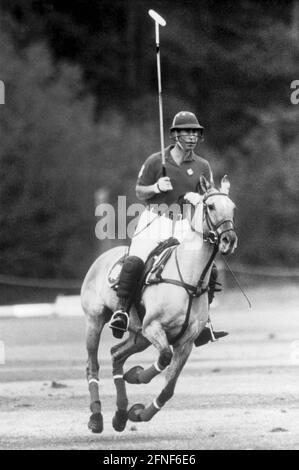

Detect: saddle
[107, 237, 180, 320]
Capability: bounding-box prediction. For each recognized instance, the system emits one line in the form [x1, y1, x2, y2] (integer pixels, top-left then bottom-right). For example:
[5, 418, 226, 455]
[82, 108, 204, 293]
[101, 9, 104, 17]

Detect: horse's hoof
[123, 366, 144, 384]
[128, 403, 145, 422]
[88, 412, 103, 433]
[112, 409, 128, 432]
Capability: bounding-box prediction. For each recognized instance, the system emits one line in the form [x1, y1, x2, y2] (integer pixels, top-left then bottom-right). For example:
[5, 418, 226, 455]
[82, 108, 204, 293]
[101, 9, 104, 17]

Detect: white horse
[81, 176, 237, 433]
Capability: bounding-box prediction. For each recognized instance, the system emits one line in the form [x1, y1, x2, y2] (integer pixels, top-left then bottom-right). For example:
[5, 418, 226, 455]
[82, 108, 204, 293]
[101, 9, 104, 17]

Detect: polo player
[109, 111, 226, 343]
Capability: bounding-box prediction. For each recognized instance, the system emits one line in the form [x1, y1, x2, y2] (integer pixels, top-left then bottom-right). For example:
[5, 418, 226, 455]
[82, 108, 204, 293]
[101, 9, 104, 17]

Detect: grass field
[0, 283, 299, 450]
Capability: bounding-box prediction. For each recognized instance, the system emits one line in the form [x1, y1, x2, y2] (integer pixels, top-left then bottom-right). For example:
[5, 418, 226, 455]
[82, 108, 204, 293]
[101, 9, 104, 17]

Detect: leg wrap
[88, 379, 100, 403]
[114, 377, 128, 410]
[117, 256, 144, 302]
[140, 402, 160, 421]
[137, 364, 161, 384]
[90, 400, 101, 413]
[157, 386, 174, 408]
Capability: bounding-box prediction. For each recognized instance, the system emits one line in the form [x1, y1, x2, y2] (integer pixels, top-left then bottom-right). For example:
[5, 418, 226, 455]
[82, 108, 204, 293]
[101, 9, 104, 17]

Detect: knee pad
[117, 256, 144, 299]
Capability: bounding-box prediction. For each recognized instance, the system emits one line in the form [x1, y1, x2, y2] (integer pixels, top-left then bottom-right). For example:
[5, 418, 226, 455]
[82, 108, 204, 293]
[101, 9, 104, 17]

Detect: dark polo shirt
[136, 145, 212, 206]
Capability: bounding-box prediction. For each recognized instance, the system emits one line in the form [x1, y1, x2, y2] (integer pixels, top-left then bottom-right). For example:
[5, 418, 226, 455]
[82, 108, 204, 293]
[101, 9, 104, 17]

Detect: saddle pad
[106, 238, 179, 291]
[144, 245, 177, 286]
[138, 237, 180, 290]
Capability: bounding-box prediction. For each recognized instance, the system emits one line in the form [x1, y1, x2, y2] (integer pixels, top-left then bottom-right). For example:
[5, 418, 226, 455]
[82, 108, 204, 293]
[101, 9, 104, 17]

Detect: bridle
[149, 189, 236, 345]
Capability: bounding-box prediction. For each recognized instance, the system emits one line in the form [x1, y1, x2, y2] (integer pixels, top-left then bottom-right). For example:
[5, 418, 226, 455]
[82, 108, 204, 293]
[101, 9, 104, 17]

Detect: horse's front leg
[111, 331, 150, 432]
[125, 319, 174, 388]
[123, 320, 173, 385]
[128, 339, 193, 423]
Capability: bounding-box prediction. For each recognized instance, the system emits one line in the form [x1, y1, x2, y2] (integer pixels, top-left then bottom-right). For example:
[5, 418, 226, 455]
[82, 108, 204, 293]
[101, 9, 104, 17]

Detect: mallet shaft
[156, 46, 166, 174]
[149, 9, 167, 177]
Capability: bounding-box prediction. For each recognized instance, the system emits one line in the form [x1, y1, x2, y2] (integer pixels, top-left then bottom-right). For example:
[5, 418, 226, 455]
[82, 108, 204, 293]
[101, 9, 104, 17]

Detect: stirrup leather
[207, 318, 217, 342]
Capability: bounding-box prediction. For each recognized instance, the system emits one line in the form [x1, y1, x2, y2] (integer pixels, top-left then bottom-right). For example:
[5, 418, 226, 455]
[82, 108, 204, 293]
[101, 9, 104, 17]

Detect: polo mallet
[148, 9, 167, 176]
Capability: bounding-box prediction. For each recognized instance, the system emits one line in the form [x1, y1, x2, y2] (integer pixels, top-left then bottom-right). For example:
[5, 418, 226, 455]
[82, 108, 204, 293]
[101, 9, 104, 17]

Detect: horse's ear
[197, 175, 210, 195]
[220, 175, 230, 194]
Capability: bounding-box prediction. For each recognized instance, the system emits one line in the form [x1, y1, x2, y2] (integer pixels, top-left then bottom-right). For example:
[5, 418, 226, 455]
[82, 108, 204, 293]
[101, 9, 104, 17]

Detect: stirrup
[109, 310, 129, 333]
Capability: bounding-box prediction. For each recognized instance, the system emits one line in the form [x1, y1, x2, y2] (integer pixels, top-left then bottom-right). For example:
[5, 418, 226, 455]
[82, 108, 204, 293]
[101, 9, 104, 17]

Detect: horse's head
[197, 175, 237, 255]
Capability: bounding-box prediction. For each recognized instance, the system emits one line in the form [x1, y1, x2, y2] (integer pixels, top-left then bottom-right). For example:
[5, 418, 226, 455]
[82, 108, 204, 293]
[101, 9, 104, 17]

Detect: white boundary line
[0, 296, 84, 319]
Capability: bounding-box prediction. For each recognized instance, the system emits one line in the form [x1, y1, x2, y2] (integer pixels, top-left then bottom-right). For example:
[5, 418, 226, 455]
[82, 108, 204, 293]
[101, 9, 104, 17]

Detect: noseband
[203, 192, 235, 245]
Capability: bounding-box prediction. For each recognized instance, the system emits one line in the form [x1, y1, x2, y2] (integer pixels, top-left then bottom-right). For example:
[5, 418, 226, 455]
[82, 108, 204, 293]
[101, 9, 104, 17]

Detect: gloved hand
[184, 192, 203, 206]
[155, 176, 173, 193]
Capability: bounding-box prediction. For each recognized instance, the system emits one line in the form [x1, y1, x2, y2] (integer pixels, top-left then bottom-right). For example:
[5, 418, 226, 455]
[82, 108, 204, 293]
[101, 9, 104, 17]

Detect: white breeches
[129, 208, 192, 262]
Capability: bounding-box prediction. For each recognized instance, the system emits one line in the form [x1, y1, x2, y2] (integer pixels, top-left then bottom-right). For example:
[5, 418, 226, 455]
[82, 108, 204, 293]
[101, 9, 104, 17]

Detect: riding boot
[194, 263, 228, 347]
[194, 327, 228, 347]
[109, 255, 144, 339]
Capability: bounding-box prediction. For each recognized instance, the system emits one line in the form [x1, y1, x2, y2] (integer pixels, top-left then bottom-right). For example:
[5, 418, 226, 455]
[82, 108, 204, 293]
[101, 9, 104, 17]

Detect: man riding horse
[109, 111, 227, 344]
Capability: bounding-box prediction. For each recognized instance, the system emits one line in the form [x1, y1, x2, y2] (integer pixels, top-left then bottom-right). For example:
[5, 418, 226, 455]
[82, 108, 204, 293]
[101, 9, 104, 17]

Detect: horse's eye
[207, 204, 215, 211]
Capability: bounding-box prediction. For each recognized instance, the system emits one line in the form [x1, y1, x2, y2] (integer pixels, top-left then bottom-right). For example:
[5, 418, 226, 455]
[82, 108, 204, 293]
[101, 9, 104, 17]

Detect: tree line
[0, 0, 298, 283]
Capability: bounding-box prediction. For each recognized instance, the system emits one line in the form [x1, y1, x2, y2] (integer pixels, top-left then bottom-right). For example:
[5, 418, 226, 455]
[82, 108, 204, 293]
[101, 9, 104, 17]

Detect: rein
[156, 242, 219, 345]
[154, 190, 235, 345]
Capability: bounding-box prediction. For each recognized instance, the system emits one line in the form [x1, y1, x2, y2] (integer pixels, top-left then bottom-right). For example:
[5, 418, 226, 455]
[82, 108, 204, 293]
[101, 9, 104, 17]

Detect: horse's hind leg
[86, 306, 110, 433]
[111, 332, 150, 432]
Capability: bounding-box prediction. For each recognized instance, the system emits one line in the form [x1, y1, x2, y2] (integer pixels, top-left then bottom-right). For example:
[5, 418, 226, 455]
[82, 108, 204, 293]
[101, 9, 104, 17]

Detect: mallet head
[148, 9, 166, 27]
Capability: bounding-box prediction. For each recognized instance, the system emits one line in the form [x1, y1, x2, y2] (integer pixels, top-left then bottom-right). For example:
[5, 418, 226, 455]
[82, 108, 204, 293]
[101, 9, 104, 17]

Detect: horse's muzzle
[219, 230, 238, 255]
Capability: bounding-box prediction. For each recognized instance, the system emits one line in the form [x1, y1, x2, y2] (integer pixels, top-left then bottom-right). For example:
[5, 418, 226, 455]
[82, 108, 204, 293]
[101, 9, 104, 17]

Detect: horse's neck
[176, 231, 213, 287]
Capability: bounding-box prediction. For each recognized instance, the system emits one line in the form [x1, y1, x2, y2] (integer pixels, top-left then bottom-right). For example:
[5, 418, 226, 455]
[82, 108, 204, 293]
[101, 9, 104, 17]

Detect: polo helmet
[170, 111, 204, 133]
